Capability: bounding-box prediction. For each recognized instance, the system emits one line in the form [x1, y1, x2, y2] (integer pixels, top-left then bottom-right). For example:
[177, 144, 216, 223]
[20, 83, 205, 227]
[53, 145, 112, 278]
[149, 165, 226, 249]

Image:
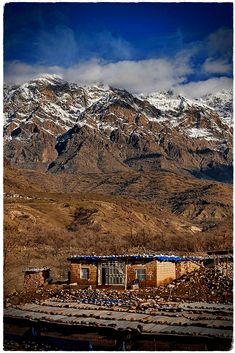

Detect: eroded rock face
[4, 75, 233, 182]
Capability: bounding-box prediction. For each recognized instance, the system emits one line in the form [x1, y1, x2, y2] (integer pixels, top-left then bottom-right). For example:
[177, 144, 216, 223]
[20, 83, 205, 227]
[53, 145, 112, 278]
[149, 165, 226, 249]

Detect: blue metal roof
[67, 254, 200, 262]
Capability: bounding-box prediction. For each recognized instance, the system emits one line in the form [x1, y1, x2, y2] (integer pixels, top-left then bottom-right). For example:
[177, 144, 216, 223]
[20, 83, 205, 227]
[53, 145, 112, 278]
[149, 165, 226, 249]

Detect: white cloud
[65, 58, 193, 93]
[175, 77, 233, 98]
[202, 58, 232, 74]
[4, 57, 232, 99]
[4, 58, 192, 94]
[4, 61, 64, 85]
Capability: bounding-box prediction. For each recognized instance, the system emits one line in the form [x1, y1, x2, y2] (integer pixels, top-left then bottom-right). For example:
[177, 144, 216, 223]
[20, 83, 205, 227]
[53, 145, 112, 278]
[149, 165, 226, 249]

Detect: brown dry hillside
[4, 166, 232, 294]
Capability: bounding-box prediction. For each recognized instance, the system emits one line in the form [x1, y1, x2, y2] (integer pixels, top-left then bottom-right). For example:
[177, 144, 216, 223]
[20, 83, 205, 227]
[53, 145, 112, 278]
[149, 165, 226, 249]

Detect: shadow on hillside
[190, 165, 233, 184]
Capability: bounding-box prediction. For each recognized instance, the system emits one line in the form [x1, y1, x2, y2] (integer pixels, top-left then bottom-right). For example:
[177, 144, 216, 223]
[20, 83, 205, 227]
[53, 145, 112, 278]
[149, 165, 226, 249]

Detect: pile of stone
[215, 262, 233, 280]
[155, 266, 233, 303]
[50, 288, 142, 309]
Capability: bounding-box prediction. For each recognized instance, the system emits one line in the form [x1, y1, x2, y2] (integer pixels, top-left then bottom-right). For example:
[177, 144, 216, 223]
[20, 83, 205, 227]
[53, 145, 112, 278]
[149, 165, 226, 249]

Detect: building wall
[70, 262, 97, 286]
[68, 259, 202, 288]
[156, 261, 176, 286]
[24, 270, 49, 289]
[126, 261, 157, 287]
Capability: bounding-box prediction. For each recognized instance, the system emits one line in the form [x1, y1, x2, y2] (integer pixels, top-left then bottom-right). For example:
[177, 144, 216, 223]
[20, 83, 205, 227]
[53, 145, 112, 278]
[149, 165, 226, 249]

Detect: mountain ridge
[4, 76, 233, 183]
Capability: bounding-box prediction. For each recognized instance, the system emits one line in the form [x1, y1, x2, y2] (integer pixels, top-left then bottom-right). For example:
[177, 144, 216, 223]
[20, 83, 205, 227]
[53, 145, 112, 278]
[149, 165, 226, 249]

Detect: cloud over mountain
[4, 57, 232, 98]
[202, 58, 232, 75]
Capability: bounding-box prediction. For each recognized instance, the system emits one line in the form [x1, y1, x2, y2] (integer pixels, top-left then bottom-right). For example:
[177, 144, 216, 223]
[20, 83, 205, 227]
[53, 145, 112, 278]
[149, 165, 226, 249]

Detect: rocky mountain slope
[4, 165, 232, 234]
[4, 75, 233, 182]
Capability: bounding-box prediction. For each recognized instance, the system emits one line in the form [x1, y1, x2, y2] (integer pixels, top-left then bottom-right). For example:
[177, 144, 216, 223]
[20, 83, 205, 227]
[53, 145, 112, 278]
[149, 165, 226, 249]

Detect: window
[135, 269, 146, 281]
[81, 268, 89, 279]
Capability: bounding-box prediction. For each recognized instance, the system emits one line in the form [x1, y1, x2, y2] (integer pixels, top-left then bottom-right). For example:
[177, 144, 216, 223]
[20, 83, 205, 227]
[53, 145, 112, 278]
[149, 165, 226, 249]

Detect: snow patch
[186, 127, 217, 140]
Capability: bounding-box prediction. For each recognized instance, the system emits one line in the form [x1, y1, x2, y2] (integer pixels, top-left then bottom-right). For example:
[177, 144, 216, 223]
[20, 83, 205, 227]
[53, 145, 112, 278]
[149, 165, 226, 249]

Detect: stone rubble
[155, 265, 233, 304]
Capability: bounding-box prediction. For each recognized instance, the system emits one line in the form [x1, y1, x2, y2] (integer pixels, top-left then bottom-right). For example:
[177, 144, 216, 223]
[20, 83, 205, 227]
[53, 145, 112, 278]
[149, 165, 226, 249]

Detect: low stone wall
[24, 270, 50, 289]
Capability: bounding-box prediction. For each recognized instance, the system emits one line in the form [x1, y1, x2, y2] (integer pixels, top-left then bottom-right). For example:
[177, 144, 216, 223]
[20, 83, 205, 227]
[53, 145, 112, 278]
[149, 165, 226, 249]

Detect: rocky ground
[154, 265, 233, 304]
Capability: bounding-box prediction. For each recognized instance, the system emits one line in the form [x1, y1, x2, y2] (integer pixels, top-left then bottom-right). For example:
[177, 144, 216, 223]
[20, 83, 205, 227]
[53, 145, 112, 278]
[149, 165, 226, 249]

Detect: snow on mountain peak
[32, 73, 66, 85]
[200, 89, 233, 126]
[3, 77, 232, 148]
[84, 81, 111, 90]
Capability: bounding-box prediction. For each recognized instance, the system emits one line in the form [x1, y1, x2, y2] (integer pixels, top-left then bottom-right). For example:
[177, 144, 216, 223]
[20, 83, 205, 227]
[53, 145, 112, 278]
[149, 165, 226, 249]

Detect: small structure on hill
[67, 255, 201, 289]
[23, 267, 51, 289]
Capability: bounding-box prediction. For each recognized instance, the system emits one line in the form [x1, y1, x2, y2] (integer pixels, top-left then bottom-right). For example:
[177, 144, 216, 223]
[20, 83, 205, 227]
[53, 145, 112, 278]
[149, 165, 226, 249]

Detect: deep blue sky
[4, 2, 233, 96]
[4, 2, 233, 64]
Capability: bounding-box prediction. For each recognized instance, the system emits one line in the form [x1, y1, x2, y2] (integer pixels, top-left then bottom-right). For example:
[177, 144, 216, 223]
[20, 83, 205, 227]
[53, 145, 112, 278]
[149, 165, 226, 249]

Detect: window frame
[135, 268, 146, 281]
[80, 267, 90, 280]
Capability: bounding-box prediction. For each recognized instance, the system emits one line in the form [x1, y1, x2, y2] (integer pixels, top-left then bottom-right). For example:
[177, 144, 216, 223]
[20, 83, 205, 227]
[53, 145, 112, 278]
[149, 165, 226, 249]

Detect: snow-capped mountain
[200, 89, 233, 126]
[142, 89, 233, 126]
[3, 75, 233, 182]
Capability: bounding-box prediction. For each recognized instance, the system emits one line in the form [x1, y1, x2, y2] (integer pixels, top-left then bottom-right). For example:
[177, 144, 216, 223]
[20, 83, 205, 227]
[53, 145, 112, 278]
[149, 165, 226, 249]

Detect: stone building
[67, 255, 201, 288]
[23, 267, 51, 289]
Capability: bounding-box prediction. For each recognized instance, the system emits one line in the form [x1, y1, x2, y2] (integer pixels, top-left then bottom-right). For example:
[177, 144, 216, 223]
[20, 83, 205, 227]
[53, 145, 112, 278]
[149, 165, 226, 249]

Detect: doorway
[99, 261, 125, 285]
[101, 268, 106, 285]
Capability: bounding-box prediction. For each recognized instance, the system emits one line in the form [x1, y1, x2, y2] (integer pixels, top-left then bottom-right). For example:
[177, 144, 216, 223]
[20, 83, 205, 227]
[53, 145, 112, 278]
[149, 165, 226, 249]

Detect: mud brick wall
[24, 270, 49, 288]
[175, 262, 181, 278]
[175, 261, 201, 278]
[69, 262, 97, 285]
[127, 261, 157, 288]
[156, 261, 176, 286]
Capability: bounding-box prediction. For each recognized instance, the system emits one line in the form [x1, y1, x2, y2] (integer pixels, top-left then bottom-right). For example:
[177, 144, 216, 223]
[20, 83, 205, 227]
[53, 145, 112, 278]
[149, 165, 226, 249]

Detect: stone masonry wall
[24, 272, 46, 289]
[69, 262, 97, 286]
[127, 261, 157, 287]
[156, 261, 176, 286]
